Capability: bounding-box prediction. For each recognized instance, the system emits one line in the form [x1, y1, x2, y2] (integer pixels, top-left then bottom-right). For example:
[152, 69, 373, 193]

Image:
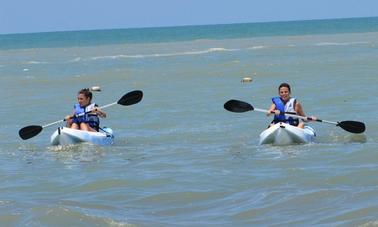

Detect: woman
[65, 88, 106, 131]
[267, 82, 315, 128]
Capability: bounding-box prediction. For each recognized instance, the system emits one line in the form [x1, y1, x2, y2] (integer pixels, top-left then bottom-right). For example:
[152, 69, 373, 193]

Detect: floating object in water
[241, 77, 253, 83]
[90, 86, 101, 92]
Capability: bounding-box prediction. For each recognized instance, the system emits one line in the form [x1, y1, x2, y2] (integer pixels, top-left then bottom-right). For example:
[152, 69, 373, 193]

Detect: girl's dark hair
[278, 82, 291, 93]
[78, 88, 93, 100]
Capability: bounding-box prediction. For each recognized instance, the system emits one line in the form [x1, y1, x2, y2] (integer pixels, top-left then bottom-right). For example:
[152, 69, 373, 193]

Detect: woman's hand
[267, 104, 279, 116]
[308, 116, 317, 121]
[267, 110, 280, 116]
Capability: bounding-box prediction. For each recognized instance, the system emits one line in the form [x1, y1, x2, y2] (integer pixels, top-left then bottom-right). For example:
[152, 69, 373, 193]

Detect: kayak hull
[259, 122, 316, 145]
[50, 127, 114, 146]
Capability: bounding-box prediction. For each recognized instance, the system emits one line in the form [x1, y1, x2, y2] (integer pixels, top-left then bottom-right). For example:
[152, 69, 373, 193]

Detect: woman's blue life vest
[271, 97, 299, 126]
[72, 103, 100, 131]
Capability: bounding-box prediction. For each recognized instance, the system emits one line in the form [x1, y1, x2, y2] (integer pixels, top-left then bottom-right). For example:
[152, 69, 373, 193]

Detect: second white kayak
[259, 122, 316, 145]
[50, 127, 114, 146]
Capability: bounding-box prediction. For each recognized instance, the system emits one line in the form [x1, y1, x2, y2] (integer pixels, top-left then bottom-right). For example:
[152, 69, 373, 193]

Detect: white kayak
[50, 127, 114, 146]
[259, 122, 316, 145]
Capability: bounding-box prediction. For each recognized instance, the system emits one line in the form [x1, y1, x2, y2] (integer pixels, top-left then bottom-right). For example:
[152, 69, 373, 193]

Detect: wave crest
[88, 47, 239, 61]
[315, 41, 369, 46]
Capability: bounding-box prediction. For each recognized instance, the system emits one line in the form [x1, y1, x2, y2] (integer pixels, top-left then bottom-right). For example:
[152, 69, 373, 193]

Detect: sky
[1, 0, 377, 34]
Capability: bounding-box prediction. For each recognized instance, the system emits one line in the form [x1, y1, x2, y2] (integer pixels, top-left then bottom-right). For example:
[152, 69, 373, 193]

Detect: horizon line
[1, 15, 377, 36]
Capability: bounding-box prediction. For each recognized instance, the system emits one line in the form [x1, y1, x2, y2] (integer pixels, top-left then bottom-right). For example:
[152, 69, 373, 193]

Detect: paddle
[224, 99, 366, 134]
[19, 90, 143, 140]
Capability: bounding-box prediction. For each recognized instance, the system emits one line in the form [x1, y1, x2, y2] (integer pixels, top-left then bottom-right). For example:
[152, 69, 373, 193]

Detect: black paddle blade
[337, 121, 366, 134]
[224, 99, 254, 113]
[19, 125, 43, 140]
[118, 90, 143, 106]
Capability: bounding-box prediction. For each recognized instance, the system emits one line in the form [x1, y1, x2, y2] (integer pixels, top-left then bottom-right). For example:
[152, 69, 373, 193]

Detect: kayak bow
[50, 127, 114, 146]
[259, 122, 316, 145]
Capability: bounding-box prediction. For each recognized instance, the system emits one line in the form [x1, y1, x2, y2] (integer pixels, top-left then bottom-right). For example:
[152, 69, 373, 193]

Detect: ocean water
[1, 17, 378, 226]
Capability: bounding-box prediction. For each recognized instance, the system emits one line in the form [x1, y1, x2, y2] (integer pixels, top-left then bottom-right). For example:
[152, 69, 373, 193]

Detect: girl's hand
[93, 108, 106, 117]
[309, 116, 317, 121]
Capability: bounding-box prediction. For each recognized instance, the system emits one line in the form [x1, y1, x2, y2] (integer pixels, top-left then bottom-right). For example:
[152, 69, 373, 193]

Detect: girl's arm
[94, 108, 107, 118]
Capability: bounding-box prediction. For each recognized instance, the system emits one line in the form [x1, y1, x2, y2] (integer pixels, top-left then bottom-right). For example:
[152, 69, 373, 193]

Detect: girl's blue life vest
[72, 103, 100, 131]
[271, 97, 299, 126]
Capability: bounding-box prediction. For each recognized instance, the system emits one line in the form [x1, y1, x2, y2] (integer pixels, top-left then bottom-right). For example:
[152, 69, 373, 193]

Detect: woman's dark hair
[78, 88, 93, 100]
[278, 82, 291, 93]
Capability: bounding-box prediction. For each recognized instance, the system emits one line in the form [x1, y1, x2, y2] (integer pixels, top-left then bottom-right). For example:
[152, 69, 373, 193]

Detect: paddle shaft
[253, 107, 338, 125]
[19, 90, 144, 140]
[41, 102, 118, 129]
[223, 99, 365, 133]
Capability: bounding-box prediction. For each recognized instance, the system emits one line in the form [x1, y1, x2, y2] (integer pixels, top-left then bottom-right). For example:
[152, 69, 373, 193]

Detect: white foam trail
[89, 47, 240, 61]
[26, 61, 49, 64]
[247, 45, 266, 50]
[68, 57, 82, 62]
[315, 41, 369, 46]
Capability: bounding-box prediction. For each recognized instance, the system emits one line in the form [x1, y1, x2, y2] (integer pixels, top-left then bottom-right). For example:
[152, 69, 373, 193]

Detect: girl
[66, 88, 106, 131]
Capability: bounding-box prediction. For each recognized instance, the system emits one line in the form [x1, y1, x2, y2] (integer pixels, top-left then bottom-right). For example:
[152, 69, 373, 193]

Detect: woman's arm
[267, 104, 279, 116]
[295, 101, 317, 121]
[295, 101, 305, 117]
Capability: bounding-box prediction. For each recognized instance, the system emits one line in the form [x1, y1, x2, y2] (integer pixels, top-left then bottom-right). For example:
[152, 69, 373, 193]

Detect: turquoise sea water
[1, 17, 378, 226]
[2, 17, 378, 50]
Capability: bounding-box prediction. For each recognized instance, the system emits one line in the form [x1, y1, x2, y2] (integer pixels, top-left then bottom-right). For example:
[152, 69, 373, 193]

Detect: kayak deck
[50, 127, 114, 146]
[259, 122, 316, 145]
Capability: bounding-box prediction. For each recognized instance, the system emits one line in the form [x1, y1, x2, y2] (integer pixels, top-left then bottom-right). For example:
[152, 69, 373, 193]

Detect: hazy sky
[1, 0, 377, 34]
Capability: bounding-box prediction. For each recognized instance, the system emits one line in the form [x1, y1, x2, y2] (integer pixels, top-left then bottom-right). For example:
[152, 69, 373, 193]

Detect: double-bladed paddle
[224, 99, 366, 134]
[19, 90, 143, 140]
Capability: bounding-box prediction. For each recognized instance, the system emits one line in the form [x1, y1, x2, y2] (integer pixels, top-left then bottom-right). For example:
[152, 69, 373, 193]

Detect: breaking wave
[89, 47, 240, 61]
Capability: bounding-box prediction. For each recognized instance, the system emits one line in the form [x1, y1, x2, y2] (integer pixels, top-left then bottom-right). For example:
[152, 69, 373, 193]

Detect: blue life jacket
[73, 103, 100, 131]
[272, 97, 299, 126]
